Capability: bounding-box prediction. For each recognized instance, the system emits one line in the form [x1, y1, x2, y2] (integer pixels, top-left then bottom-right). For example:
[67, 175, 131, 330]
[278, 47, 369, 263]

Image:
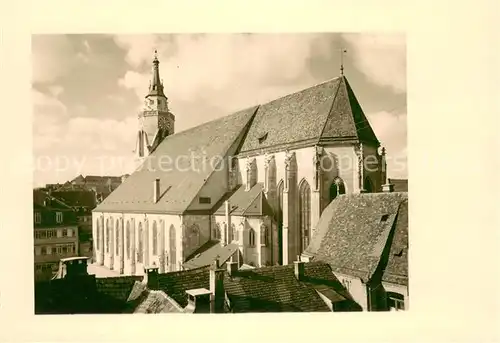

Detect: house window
[41, 246, 47, 255]
[67, 229, 72, 237]
[34, 212, 41, 224]
[56, 212, 63, 223]
[387, 292, 405, 311]
[199, 197, 211, 204]
[249, 228, 255, 247]
[62, 229, 67, 237]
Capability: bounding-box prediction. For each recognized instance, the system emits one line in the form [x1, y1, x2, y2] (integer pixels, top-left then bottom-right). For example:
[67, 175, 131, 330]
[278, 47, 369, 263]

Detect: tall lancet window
[126, 221, 131, 259]
[249, 228, 256, 247]
[232, 223, 237, 242]
[137, 223, 143, 263]
[115, 220, 120, 255]
[277, 180, 284, 264]
[106, 219, 111, 253]
[298, 180, 311, 253]
[169, 225, 176, 271]
[96, 220, 100, 250]
[152, 221, 158, 255]
[260, 224, 268, 246]
[330, 177, 346, 202]
[364, 177, 374, 193]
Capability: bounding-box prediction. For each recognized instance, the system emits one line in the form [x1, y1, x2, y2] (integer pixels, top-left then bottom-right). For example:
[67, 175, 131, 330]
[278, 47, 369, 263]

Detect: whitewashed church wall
[362, 144, 383, 192]
[322, 145, 358, 194]
[92, 212, 183, 276]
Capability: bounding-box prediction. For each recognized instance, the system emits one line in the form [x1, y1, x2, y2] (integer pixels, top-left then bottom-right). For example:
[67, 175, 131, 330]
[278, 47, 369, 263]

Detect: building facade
[33, 190, 79, 281]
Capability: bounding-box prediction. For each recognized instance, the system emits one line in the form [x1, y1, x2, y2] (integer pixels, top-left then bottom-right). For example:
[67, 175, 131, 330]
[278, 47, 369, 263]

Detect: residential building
[302, 189, 409, 311]
[33, 190, 79, 281]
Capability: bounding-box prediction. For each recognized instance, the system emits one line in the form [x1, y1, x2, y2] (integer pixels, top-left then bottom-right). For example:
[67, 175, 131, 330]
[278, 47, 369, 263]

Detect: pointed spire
[147, 49, 166, 98]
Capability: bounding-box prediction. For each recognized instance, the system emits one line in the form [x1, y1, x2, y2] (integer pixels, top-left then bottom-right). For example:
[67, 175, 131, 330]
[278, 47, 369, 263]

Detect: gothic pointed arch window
[137, 223, 143, 263]
[277, 180, 284, 264]
[364, 177, 374, 193]
[96, 219, 100, 250]
[330, 177, 346, 202]
[260, 224, 268, 246]
[106, 219, 111, 253]
[232, 223, 237, 242]
[213, 223, 221, 240]
[190, 224, 200, 249]
[298, 179, 311, 253]
[152, 221, 158, 255]
[126, 221, 131, 259]
[222, 222, 228, 243]
[169, 225, 176, 271]
[249, 228, 256, 247]
[115, 219, 120, 255]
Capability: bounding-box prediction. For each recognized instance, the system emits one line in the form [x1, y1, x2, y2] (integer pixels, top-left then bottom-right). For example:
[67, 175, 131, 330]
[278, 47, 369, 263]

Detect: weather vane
[339, 48, 347, 76]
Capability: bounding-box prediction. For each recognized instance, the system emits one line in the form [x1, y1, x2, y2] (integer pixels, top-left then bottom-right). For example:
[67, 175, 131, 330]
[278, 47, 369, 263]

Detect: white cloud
[342, 33, 406, 94]
[115, 34, 331, 122]
[32, 35, 75, 83]
[367, 110, 408, 178]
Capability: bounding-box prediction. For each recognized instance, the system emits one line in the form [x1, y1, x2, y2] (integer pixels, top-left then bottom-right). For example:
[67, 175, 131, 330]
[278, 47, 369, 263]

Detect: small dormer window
[149, 99, 154, 105]
[199, 197, 211, 204]
[258, 132, 268, 144]
[381, 214, 389, 222]
[34, 212, 41, 224]
[56, 212, 63, 223]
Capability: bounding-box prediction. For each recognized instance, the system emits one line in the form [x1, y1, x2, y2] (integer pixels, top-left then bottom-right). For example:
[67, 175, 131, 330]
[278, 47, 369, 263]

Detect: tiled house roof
[239, 76, 379, 155]
[51, 190, 97, 209]
[157, 267, 211, 307]
[223, 262, 354, 312]
[183, 241, 239, 270]
[34, 275, 144, 314]
[383, 199, 409, 285]
[94, 106, 258, 213]
[305, 192, 408, 285]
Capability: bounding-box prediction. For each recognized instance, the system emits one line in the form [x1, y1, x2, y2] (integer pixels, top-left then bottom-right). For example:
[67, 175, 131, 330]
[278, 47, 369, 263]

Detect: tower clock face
[158, 115, 170, 131]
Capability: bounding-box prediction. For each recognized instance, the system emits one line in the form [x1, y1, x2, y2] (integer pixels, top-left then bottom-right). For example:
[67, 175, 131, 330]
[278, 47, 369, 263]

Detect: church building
[92, 52, 387, 275]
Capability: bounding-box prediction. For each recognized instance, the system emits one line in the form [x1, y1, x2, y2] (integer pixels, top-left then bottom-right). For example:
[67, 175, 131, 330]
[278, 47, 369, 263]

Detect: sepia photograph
[32, 33, 408, 314]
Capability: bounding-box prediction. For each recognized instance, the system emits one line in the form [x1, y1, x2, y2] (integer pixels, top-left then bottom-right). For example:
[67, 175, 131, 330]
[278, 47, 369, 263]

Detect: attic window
[381, 214, 389, 222]
[199, 197, 211, 204]
[394, 248, 404, 257]
[258, 132, 268, 144]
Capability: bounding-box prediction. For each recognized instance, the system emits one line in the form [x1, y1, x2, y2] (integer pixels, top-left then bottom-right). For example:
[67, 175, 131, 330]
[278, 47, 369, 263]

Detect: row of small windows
[34, 243, 76, 256]
[34, 228, 74, 239]
[34, 211, 64, 224]
[35, 262, 58, 272]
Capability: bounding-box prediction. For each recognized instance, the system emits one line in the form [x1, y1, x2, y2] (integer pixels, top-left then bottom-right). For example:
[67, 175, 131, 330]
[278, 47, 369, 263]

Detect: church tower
[134, 51, 175, 167]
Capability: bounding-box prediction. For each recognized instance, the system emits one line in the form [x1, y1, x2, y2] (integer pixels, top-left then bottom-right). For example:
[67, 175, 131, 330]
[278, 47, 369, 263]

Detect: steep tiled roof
[223, 262, 350, 312]
[95, 275, 143, 304]
[388, 178, 408, 192]
[183, 241, 239, 270]
[157, 267, 211, 307]
[239, 76, 379, 154]
[33, 189, 73, 211]
[51, 190, 97, 209]
[156, 261, 354, 312]
[133, 290, 183, 313]
[383, 199, 409, 285]
[94, 106, 258, 213]
[305, 192, 408, 283]
[213, 183, 274, 216]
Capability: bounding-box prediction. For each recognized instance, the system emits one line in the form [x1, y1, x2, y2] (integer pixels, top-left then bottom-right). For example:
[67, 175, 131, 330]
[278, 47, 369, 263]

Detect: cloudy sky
[32, 33, 407, 187]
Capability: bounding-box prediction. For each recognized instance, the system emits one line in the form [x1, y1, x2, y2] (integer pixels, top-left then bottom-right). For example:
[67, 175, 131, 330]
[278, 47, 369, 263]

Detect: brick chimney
[184, 288, 212, 313]
[61, 257, 90, 279]
[209, 259, 225, 313]
[153, 178, 160, 203]
[143, 263, 159, 289]
[294, 256, 305, 281]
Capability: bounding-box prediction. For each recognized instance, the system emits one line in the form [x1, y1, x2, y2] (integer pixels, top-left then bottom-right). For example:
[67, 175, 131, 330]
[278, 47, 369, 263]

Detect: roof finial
[339, 48, 347, 76]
